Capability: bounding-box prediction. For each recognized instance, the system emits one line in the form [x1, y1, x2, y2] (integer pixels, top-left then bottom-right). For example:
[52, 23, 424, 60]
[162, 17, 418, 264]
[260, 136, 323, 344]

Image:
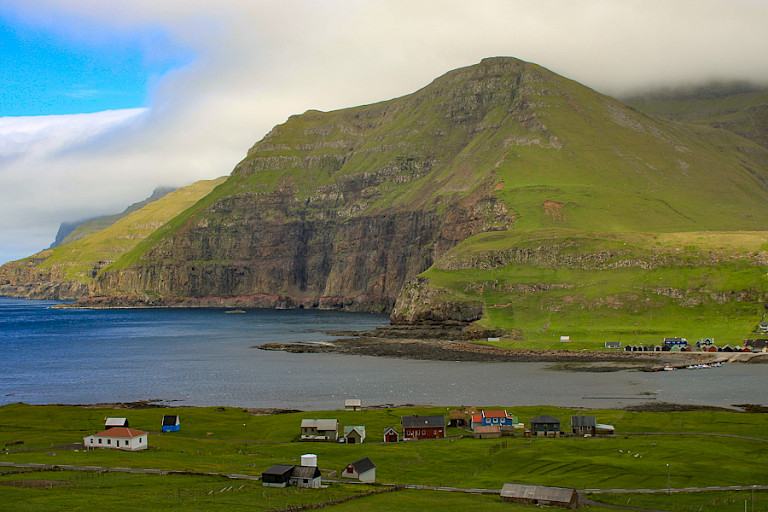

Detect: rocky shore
[255, 325, 751, 371]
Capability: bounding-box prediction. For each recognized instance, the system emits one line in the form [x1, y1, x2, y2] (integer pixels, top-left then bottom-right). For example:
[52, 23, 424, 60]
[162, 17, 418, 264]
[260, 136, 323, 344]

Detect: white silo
[301, 453, 317, 467]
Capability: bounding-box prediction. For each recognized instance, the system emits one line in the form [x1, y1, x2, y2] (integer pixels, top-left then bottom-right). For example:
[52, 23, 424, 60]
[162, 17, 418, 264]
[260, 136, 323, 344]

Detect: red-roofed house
[480, 410, 518, 427]
[83, 427, 148, 451]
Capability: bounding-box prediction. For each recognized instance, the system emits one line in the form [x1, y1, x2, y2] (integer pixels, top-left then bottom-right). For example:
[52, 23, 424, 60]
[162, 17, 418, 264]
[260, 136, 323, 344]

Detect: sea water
[0, 297, 765, 410]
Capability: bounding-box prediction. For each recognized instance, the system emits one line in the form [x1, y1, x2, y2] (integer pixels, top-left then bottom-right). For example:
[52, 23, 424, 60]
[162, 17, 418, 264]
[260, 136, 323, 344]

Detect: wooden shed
[383, 426, 399, 443]
[342, 456, 376, 483]
[500, 483, 578, 509]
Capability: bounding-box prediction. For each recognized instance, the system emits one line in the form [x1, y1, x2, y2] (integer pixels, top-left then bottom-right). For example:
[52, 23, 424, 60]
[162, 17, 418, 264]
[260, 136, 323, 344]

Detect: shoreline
[257, 335, 768, 370]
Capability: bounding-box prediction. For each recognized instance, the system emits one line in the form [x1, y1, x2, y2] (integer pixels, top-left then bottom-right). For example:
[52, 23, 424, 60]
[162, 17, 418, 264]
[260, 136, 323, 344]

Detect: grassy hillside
[5, 178, 225, 286]
[400, 229, 768, 344]
[53, 187, 176, 248]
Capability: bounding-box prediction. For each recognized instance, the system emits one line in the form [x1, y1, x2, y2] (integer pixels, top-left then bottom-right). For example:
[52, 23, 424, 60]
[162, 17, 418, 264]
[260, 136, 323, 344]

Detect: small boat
[663, 365, 675, 371]
[225, 309, 246, 314]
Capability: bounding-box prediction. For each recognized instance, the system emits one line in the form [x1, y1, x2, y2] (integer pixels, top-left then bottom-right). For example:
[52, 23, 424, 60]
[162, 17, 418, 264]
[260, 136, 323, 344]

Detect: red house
[401, 415, 446, 440]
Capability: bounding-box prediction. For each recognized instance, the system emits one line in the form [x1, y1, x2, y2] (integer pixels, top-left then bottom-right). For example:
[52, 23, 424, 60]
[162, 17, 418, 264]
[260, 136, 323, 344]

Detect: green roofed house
[343, 425, 366, 444]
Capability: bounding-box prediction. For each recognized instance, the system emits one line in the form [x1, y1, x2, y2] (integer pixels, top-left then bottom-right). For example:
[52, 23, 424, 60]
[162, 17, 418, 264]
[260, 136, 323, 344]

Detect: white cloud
[2, 0, 768, 264]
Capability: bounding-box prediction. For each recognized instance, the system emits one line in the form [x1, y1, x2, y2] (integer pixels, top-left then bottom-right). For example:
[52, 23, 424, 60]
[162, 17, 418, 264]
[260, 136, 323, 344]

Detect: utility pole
[666, 463, 670, 494]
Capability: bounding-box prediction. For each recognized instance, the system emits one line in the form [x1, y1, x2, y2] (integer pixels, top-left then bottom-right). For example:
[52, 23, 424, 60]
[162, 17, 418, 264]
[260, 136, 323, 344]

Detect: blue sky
[1, 0, 768, 266]
[0, 11, 191, 116]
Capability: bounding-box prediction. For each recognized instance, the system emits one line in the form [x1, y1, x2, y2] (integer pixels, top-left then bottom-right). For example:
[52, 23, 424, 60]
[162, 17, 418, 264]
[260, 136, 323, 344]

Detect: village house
[382, 426, 399, 443]
[664, 337, 688, 347]
[744, 339, 768, 352]
[300, 419, 338, 441]
[343, 425, 366, 444]
[344, 399, 362, 411]
[83, 427, 147, 451]
[500, 483, 578, 509]
[448, 407, 476, 427]
[401, 415, 446, 440]
[530, 415, 561, 437]
[479, 409, 518, 427]
[571, 415, 596, 436]
[342, 456, 376, 483]
[161, 415, 180, 432]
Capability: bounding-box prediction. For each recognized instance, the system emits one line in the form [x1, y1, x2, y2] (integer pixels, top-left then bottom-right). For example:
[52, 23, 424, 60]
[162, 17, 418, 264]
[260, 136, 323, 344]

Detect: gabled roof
[472, 414, 482, 423]
[93, 427, 147, 438]
[263, 464, 294, 477]
[501, 483, 576, 503]
[292, 466, 321, 479]
[382, 426, 398, 434]
[344, 425, 366, 437]
[530, 415, 560, 424]
[104, 417, 128, 426]
[482, 410, 508, 418]
[401, 415, 446, 429]
[348, 456, 376, 474]
[301, 419, 338, 430]
[571, 416, 596, 427]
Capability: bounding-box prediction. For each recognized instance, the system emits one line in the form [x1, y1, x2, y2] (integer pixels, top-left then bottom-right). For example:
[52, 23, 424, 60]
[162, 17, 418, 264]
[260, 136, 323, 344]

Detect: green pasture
[588, 490, 768, 512]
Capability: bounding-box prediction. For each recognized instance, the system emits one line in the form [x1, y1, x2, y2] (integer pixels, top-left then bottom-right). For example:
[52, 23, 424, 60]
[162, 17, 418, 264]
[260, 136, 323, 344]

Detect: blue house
[161, 415, 180, 432]
[663, 337, 688, 347]
[480, 410, 518, 427]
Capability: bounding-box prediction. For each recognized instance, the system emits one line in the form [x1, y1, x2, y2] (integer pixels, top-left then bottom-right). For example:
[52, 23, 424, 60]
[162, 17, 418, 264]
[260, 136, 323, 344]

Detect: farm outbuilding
[500, 483, 578, 509]
[474, 425, 501, 439]
[383, 426, 399, 443]
[342, 456, 376, 483]
[571, 415, 596, 436]
[104, 417, 129, 428]
[161, 415, 180, 432]
[262, 465, 294, 488]
[345, 399, 362, 411]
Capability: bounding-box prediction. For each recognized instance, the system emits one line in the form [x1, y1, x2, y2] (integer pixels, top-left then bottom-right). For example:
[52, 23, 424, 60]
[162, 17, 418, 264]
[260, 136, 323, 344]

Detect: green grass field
[1, 403, 766, 510]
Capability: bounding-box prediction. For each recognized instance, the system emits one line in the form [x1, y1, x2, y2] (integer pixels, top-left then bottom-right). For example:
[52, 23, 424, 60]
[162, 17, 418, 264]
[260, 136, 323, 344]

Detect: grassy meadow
[1, 403, 766, 510]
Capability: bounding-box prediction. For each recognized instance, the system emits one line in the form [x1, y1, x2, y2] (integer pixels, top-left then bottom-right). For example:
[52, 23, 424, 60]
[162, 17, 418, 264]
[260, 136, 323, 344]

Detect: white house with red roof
[83, 427, 148, 451]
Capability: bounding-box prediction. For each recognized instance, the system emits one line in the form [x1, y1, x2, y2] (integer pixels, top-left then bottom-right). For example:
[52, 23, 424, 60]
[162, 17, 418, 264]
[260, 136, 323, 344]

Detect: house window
[347, 467, 353, 473]
[98, 439, 102, 444]
[116, 440, 120, 447]
[107, 439, 111, 445]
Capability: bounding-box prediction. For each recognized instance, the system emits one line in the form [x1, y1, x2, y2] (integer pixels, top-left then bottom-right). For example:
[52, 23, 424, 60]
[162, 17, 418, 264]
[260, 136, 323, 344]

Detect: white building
[83, 427, 148, 451]
[342, 457, 376, 483]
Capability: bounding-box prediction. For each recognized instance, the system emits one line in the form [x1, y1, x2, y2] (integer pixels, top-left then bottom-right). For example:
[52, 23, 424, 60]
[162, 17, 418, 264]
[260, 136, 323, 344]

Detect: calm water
[0, 297, 765, 410]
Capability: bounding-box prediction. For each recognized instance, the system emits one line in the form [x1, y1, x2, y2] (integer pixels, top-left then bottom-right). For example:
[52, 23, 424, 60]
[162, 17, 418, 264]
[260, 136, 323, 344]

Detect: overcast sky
[1, 0, 767, 265]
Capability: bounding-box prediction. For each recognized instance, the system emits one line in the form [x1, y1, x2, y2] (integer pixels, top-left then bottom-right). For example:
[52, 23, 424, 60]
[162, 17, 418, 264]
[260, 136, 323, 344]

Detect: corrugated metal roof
[501, 483, 576, 503]
[344, 425, 366, 437]
[401, 415, 446, 429]
[474, 426, 501, 434]
[292, 466, 321, 479]
[571, 416, 596, 427]
[482, 410, 508, 418]
[530, 415, 560, 424]
[301, 419, 338, 430]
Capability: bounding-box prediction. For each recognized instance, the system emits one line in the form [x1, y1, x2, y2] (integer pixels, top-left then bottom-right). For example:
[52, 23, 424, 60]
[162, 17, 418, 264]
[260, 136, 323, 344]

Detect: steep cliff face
[90, 58, 533, 310]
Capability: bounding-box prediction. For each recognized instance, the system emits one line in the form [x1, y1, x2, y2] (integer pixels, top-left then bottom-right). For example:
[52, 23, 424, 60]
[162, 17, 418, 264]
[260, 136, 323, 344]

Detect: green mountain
[622, 82, 768, 150]
[5, 57, 768, 344]
[50, 187, 176, 248]
[0, 178, 226, 300]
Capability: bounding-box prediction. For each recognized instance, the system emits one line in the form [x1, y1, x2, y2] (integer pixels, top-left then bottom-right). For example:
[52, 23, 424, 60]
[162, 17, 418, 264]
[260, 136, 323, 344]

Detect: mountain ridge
[3, 57, 768, 342]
